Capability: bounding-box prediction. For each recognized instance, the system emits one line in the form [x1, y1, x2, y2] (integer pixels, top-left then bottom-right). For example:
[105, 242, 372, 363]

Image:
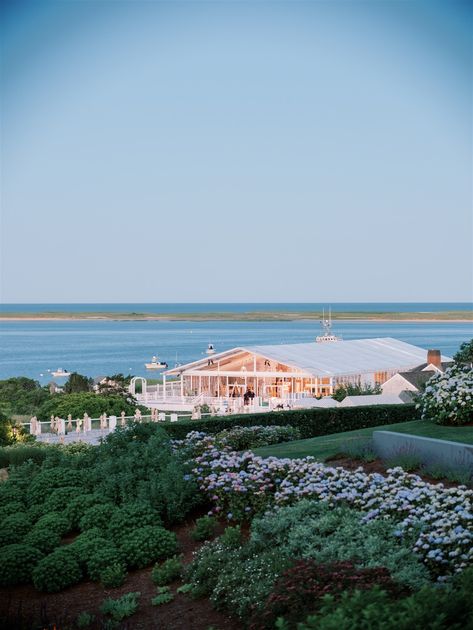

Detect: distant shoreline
[0, 311, 472, 323]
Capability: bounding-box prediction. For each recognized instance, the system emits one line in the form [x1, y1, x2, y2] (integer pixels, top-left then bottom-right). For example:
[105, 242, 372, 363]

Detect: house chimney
[427, 349, 442, 369]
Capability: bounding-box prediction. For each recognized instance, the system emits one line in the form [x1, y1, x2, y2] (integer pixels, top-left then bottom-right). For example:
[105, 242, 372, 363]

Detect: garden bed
[0, 514, 239, 630]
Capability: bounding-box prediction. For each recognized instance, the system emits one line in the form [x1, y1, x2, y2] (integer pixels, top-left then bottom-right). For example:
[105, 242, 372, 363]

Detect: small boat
[51, 368, 71, 378]
[205, 344, 216, 355]
[145, 356, 168, 370]
[316, 308, 341, 343]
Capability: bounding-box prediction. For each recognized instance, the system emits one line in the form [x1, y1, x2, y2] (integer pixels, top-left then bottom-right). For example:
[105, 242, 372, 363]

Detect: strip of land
[0, 310, 472, 322]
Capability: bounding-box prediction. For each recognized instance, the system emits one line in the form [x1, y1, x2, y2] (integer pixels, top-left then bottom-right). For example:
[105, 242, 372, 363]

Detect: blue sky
[1, 0, 472, 303]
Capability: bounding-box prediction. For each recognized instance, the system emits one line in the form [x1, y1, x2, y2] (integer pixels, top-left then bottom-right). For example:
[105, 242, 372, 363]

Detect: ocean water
[0, 317, 472, 383]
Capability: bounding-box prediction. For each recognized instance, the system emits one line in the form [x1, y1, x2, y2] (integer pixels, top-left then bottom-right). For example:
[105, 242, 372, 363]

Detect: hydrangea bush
[417, 365, 473, 426]
[186, 434, 473, 581]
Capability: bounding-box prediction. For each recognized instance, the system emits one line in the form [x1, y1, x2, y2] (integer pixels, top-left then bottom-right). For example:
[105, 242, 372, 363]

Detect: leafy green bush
[32, 547, 82, 592]
[186, 539, 290, 619]
[64, 492, 109, 528]
[338, 437, 377, 462]
[100, 562, 127, 588]
[79, 503, 117, 531]
[214, 425, 301, 450]
[38, 393, 138, 421]
[43, 486, 78, 513]
[332, 382, 381, 402]
[151, 555, 183, 586]
[24, 526, 61, 555]
[76, 612, 95, 629]
[220, 525, 243, 548]
[295, 568, 473, 630]
[0, 544, 43, 585]
[108, 501, 162, 542]
[191, 516, 218, 541]
[0, 501, 26, 521]
[162, 404, 417, 440]
[0, 482, 23, 506]
[118, 526, 178, 569]
[26, 468, 79, 506]
[0, 512, 32, 546]
[35, 511, 71, 537]
[100, 591, 141, 621]
[86, 546, 125, 582]
[151, 586, 174, 605]
[0, 444, 49, 467]
[0, 377, 51, 416]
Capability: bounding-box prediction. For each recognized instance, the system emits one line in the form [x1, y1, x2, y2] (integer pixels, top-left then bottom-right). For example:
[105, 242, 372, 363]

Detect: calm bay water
[0, 310, 472, 384]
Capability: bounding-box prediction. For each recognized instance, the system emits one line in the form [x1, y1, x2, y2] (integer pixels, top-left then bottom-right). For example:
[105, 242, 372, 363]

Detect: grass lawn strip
[253, 419, 473, 460]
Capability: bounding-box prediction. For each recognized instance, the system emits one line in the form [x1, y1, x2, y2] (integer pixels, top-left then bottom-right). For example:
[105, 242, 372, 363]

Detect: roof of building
[339, 393, 406, 407]
[166, 337, 452, 378]
[396, 370, 436, 389]
[245, 338, 451, 377]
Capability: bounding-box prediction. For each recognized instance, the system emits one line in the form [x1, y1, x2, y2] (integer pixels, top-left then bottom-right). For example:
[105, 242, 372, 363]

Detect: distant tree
[37, 392, 145, 421]
[454, 339, 473, 366]
[0, 377, 51, 415]
[63, 373, 93, 394]
[96, 374, 130, 396]
[332, 382, 382, 402]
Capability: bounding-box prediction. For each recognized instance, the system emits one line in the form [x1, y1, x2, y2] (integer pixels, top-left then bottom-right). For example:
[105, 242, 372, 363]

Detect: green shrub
[0, 482, 22, 506]
[0, 444, 49, 467]
[118, 526, 178, 569]
[108, 501, 162, 542]
[79, 503, 117, 531]
[162, 404, 417, 440]
[76, 611, 95, 629]
[151, 586, 174, 605]
[100, 562, 127, 588]
[0, 501, 26, 521]
[35, 511, 70, 537]
[220, 525, 243, 548]
[100, 591, 141, 621]
[86, 546, 125, 581]
[38, 393, 138, 422]
[24, 526, 61, 555]
[186, 539, 290, 619]
[214, 425, 301, 451]
[191, 516, 218, 541]
[64, 492, 108, 528]
[43, 486, 78, 513]
[0, 512, 32, 546]
[0, 544, 43, 586]
[32, 547, 82, 592]
[338, 437, 377, 462]
[151, 555, 183, 586]
[296, 568, 473, 630]
[26, 468, 79, 506]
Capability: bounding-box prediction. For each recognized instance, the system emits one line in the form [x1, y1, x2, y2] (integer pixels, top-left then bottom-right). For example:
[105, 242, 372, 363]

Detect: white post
[109, 415, 117, 431]
[180, 374, 184, 399]
[163, 374, 167, 400]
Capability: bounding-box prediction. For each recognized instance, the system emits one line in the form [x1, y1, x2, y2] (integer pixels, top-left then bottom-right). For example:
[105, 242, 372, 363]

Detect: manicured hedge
[161, 404, 418, 440]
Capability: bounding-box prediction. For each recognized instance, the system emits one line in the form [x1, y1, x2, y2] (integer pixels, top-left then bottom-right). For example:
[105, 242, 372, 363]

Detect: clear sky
[1, 0, 472, 303]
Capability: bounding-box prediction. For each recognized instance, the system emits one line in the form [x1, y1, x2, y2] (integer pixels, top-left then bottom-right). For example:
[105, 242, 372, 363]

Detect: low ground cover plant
[100, 591, 141, 621]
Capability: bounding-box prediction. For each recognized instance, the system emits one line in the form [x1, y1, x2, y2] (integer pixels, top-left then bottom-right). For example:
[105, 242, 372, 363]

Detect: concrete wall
[372, 431, 473, 471]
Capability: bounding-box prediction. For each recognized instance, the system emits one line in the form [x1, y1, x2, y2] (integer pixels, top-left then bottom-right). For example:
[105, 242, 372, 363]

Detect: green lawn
[253, 420, 473, 461]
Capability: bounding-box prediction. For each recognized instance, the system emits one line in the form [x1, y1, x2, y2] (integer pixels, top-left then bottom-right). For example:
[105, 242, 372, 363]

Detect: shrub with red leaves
[250, 559, 399, 629]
